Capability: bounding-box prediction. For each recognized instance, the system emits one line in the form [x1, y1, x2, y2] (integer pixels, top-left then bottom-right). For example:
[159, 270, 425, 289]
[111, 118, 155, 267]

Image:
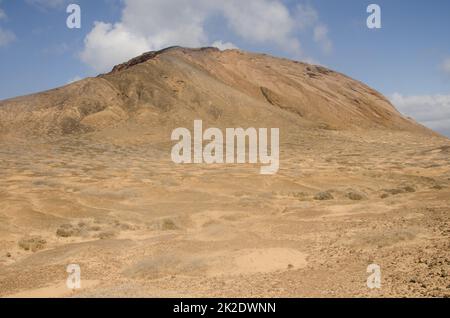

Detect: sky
[0, 0, 449, 136]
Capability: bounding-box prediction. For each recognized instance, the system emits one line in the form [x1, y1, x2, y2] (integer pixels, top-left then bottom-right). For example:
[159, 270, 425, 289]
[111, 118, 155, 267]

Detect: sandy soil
[0, 128, 449, 298]
[0, 48, 448, 298]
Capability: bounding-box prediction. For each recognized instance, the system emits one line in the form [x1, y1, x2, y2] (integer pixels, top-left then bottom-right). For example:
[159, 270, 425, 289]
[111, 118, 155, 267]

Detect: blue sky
[0, 0, 449, 135]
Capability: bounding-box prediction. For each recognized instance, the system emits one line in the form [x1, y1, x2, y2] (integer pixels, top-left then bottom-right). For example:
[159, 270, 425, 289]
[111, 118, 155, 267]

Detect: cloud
[391, 93, 450, 136]
[0, 8, 6, 21]
[211, 40, 238, 50]
[0, 3, 15, 47]
[296, 4, 332, 54]
[26, 0, 67, 10]
[313, 24, 333, 54]
[294, 4, 319, 29]
[80, 0, 332, 73]
[120, 0, 210, 48]
[442, 57, 450, 75]
[220, 0, 301, 55]
[0, 28, 15, 46]
[80, 22, 151, 73]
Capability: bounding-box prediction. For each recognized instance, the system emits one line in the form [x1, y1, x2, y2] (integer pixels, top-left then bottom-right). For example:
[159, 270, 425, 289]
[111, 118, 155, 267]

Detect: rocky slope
[0, 47, 433, 138]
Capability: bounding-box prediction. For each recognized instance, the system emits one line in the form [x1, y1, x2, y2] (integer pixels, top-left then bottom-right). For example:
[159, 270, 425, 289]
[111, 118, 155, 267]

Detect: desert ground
[0, 47, 449, 297]
[0, 128, 449, 297]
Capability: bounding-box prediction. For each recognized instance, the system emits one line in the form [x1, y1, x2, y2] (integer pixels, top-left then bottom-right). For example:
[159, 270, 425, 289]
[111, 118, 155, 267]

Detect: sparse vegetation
[89, 225, 101, 232]
[97, 230, 116, 240]
[56, 224, 78, 238]
[403, 186, 416, 193]
[161, 219, 178, 231]
[384, 188, 404, 195]
[314, 191, 334, 201]
[346, 191, 366, 201]
[18, 236, 47, 252]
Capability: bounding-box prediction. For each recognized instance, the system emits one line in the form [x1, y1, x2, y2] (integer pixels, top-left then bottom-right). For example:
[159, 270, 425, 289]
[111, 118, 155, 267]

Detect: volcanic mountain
[0, 46, 432, 138]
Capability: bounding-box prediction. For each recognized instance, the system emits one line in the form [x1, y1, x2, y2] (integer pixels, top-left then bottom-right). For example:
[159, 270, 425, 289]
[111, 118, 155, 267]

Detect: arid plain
[0, 47, 449, 297]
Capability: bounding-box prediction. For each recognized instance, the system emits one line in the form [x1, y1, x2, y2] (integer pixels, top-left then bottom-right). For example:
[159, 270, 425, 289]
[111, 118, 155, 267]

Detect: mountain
[0, 46, 433, 138]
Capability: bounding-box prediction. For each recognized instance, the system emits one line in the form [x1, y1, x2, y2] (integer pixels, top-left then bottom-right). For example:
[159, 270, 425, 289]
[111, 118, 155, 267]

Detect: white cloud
[211, 40, 238, 50]
[0, 8, 6, 21]
[220, 0, 301, 55]
[313, 24, 333, 54]
[80, 22, 151, 73]
[0, 28, 15, 47]
[121, 0, 209, 48]
[0, 3, 15, 47]
[295, 4, 319, 29]
[295, 4, 332, 55]
[26, 0, 67, 10]
[442, 58, 450, 75]
[80, 0, 332, 73]
[391, 93, 450, 136]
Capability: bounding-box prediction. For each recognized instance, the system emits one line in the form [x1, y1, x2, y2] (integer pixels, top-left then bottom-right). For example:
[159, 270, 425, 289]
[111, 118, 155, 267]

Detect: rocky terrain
[0, 47, 448, 297]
